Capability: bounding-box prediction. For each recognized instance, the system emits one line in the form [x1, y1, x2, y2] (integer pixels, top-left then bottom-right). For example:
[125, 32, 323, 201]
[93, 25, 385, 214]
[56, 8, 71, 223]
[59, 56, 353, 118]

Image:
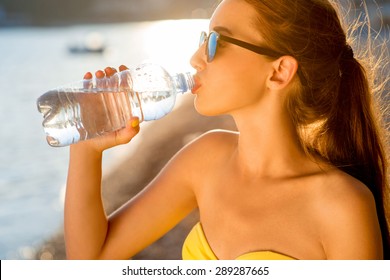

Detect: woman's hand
[72, 65, 140, 153]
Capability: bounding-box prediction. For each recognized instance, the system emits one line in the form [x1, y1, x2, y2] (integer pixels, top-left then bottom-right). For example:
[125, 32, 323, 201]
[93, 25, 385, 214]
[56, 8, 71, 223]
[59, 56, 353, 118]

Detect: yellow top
[182, 222, 296, 260]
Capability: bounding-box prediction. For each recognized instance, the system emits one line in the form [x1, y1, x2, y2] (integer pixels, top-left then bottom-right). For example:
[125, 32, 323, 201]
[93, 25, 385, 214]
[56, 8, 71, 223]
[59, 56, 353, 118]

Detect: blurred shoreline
[0, 0, 216, 27]
[1, 0, 389, 29]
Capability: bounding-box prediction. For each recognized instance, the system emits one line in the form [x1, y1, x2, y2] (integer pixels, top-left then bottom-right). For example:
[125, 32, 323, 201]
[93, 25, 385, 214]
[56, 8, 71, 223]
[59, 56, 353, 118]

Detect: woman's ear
[267, 56, 299, 89]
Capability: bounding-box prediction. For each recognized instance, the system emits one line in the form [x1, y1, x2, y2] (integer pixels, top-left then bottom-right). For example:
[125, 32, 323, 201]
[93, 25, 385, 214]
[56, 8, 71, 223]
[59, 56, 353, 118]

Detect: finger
[95, 70, 106, 88]
[105, 67, 119, 88]
[115, 117, 140, 145]
[83, 72, 93, 89]
[104, 67, 116, 77]
[95, 70, 105, 79]
[84, 72, 93, 79]
[119, 66, 132, 88]
[130, 117, 140, 129]
[119, 65, 129, 72]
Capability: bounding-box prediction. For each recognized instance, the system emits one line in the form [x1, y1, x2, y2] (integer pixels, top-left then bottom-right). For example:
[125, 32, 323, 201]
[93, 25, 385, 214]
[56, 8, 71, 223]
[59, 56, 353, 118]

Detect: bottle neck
[172, 72, 195, 94]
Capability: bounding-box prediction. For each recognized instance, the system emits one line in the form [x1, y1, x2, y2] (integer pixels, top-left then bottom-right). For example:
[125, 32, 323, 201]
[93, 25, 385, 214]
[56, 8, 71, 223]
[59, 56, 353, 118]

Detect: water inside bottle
[138, 90, 176, 121]
[37, 89, 134, 146]
[37, 87, 176, 147]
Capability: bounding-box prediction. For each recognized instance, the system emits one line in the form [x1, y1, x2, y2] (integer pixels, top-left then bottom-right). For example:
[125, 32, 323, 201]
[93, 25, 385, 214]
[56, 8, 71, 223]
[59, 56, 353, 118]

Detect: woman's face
[190, 0, 274, 117]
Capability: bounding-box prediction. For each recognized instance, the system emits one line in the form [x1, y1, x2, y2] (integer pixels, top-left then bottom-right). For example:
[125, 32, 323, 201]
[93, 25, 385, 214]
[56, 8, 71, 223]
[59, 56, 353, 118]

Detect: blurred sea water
[0, 19, 208, 259]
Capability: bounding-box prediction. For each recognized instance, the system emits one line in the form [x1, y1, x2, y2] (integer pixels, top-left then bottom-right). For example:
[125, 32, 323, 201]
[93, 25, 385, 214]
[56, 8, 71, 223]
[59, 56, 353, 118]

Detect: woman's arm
[64, 118, 201, 259]
[65, 131, 199, 259]
[64, 119, 141, 259]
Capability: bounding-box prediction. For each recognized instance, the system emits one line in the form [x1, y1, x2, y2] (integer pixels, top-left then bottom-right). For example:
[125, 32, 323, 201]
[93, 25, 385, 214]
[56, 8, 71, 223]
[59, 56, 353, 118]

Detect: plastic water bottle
[36, 63, 194, 147]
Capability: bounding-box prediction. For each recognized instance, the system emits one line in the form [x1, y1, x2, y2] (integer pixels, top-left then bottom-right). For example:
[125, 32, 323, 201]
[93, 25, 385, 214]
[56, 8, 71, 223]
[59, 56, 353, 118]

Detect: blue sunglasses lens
[207, 32, 218, 62]
[199, 32, 207, 47]
[199, 32, 219, 63]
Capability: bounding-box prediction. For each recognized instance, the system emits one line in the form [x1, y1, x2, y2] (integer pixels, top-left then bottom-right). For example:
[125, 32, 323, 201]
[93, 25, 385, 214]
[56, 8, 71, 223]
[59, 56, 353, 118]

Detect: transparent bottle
[36, 63, 194, 147]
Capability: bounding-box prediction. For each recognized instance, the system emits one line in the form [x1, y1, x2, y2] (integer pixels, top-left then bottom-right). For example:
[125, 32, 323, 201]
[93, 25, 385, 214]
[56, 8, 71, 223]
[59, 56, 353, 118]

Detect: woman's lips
[191, 76, 201, 94]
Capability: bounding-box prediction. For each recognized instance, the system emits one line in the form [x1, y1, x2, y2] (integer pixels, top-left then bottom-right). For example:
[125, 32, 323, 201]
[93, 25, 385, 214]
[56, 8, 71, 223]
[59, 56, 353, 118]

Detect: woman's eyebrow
[212, 26, 234, 35]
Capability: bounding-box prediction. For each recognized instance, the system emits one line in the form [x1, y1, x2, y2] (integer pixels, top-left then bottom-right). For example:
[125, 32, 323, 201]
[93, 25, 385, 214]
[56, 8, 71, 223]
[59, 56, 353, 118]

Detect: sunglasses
[199, 31, 284, 62]
[199, 31, 307, 85]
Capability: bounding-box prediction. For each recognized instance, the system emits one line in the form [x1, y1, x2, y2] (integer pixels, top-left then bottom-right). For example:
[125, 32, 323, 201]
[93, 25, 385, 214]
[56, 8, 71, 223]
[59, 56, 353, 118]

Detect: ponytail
[297, 49, 390, 258]
[331, 56, 390, 258]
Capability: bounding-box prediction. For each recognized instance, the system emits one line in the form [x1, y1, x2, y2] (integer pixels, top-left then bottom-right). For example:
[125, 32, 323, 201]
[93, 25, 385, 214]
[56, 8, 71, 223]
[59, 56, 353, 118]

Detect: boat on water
[68, 32, 106, 54]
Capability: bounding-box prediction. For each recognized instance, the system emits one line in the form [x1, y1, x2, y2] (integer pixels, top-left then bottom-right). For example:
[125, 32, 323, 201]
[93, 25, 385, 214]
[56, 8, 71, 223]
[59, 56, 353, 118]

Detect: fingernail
[95, 70, 105, 79]
[84, 72, 93, 79]
[119, 65, 129, 72]
[104, 67, 112, 76]
[131, 118, 139, 128]
[105, 67, 117, 77]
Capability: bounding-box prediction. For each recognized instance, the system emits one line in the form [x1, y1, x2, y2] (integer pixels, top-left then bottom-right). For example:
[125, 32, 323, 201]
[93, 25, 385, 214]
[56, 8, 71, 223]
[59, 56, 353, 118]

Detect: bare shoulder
[176, 129, 238, 161]
[315, 169, 375, 208]
[189, 129, 238, 147]
[164, 129, 238, 183]
[312, 169, 383, 259]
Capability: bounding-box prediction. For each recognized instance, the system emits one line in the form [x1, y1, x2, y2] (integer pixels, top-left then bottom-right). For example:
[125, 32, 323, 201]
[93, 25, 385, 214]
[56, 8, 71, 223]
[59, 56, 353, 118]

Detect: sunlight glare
[142, 19, 209, 73]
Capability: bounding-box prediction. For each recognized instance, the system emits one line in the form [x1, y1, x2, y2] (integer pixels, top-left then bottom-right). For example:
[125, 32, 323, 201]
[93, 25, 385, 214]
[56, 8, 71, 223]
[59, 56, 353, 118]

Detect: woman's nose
[190, 45, 207, 72]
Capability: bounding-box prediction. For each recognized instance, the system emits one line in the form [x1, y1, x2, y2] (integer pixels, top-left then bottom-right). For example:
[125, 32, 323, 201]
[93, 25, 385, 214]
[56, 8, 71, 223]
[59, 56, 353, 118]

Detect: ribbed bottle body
[37, 63, 194, 147]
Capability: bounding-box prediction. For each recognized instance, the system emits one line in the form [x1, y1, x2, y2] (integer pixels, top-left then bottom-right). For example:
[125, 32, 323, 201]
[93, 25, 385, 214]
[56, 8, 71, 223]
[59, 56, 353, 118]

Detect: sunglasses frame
[199, 31, 307, 86]
[200, 31, 283, 62]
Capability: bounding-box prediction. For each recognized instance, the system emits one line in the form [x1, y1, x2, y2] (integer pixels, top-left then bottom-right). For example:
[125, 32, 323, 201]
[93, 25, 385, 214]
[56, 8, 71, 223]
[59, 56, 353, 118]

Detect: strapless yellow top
[182, 222, 296, 260]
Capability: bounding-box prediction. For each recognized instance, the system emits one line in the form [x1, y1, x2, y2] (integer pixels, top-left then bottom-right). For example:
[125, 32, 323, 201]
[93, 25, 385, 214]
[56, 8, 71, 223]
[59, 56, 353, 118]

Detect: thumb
[115, 117, 140, 145]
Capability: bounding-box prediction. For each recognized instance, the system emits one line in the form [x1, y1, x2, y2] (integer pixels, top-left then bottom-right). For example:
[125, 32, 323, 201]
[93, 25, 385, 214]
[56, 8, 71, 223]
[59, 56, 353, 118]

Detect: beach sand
[34, 94, 237, 260]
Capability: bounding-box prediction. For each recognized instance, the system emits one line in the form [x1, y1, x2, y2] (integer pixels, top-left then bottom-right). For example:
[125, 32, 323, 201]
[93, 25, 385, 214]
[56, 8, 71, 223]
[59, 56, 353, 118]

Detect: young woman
[65, 0, 389, 259]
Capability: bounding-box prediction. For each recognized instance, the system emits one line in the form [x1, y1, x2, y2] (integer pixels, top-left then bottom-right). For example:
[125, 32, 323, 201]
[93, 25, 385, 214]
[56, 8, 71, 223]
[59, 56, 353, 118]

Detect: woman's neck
[231, 97, 320, 179]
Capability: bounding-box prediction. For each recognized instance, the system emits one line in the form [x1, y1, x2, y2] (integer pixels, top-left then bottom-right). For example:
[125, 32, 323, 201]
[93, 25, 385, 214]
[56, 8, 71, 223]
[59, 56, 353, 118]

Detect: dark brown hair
[243, 0, 389, 258]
